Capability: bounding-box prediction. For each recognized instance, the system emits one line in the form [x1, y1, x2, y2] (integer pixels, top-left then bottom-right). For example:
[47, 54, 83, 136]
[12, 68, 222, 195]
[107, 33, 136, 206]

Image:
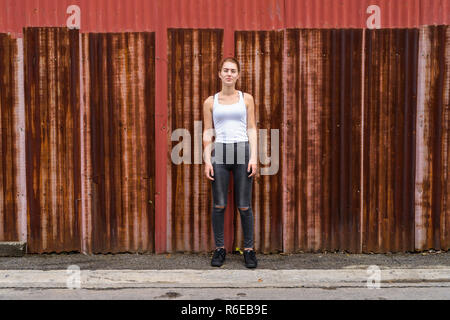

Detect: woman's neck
[220, 86, 237, 96]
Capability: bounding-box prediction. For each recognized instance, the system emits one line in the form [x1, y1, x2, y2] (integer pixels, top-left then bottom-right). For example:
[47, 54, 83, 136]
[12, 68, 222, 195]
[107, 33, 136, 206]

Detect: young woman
[203, 57, 258, 268]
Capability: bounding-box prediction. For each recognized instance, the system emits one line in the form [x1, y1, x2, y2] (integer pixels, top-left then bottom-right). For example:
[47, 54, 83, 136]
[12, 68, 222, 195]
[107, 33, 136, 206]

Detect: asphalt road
[1, 286, 450, 300]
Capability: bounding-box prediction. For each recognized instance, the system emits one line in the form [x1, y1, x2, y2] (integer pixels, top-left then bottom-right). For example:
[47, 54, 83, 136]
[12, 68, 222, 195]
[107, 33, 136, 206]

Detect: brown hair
[218, 57, 240, 73]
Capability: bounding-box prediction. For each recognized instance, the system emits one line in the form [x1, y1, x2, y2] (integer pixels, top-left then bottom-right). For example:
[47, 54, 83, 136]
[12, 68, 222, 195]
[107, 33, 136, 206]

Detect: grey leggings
[211, 141, 254, 249]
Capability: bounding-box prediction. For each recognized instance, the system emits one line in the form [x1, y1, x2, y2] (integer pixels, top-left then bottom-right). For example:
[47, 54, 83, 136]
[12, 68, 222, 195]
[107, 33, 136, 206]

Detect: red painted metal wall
[0, 0, 449, 254]
[1, 0, 450, 37]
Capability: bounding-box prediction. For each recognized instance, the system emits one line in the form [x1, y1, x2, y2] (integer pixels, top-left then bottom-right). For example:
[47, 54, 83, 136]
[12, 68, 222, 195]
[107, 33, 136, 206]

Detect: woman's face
[219, 61, 239, 86]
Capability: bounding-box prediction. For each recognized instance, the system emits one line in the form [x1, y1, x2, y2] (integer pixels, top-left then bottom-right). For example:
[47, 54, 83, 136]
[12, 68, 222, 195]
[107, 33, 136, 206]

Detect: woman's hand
[247, 160, 258, 178]
[204, 163, 215, 181]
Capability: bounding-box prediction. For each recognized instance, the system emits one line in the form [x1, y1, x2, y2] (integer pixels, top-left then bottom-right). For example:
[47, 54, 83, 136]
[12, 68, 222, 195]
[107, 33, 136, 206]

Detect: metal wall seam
[360, 29, 366, 253]
[154, 0, 168, 254]
[16, 37, 27, 244]
[80, 32, 90, 254]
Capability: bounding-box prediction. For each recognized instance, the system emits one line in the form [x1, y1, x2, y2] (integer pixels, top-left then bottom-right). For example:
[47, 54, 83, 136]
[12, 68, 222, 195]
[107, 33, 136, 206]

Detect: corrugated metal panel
[84, 32, 155, 253]
[415, 25, 450, 251]
[24, 27, 81, 253]
[167, 29, 223, 252]
[280, 29, 364, 253]
[363, 28, 418, 253]
[235, 31, 284, 253]
[0, 34, 20, 241]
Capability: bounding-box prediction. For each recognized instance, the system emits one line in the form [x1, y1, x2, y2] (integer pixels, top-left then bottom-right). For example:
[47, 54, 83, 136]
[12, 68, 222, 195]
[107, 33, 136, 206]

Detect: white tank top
[212, 91, 249, 143]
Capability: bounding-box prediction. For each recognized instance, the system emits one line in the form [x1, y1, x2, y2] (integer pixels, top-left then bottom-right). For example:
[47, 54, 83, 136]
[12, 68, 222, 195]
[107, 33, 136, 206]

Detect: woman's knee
[238, 206, 252, 214]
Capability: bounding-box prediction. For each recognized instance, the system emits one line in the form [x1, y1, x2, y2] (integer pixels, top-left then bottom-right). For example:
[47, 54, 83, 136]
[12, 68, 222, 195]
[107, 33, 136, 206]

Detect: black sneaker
[243, 250, 257, 268]
[211, 248, 226, 267]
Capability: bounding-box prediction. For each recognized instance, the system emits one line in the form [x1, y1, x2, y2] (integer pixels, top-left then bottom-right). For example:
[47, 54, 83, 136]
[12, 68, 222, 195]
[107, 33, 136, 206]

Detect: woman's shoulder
[203, 95, 214, 111]
[204, 95, 214, 104]
[241, 92, 254, 103]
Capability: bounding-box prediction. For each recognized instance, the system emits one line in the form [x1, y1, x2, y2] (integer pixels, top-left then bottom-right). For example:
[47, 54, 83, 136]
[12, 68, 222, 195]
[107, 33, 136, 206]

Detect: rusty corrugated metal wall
[83, 32, 156, 253]
[0, 0, 449, 254]
[236, 26, 449, 253]
[167, 29, 222, 252]
[19, 29, 156, 253]
[24, 28, 81, 252]
[0, 34, 20, 241]
[235, 31, 284, 253]
[282, 29, 364, 253]
[363, 28, 419, 253]
[236, 29, 364, 253]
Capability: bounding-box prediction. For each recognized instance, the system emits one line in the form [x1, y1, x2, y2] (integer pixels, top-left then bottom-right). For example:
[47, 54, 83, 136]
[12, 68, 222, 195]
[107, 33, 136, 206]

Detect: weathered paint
[23, 28, 81, 253]
[1, 0, 450, 37]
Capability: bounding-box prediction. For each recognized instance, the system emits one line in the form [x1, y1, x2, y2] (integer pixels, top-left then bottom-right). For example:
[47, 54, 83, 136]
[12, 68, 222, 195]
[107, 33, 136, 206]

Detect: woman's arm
[245, 93, 258, 177]
[203, 96, 215, 180]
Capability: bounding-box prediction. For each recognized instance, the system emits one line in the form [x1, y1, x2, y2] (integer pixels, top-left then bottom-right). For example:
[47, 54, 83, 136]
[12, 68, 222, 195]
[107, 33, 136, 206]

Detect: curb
[0, 269, 449, 289]
[0, 242, 26, 257]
